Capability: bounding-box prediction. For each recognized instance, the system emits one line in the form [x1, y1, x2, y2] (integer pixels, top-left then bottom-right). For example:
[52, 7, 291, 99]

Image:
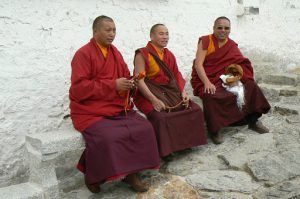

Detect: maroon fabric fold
[202, 81, 270, 133]
[77, 111, 160, 185]
[147, 101, 207, 157]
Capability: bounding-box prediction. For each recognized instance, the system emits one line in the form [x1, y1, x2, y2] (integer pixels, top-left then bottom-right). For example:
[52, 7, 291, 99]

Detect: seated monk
[69, 15, 160, 193]
[191, 16, 271, 144]
[133, 24, 207, 160]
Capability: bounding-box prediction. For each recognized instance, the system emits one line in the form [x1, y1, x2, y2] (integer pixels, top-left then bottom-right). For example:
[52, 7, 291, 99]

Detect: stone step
[26, 128, 83, 157]
[25, 128, 84, 198]
[259, 83, 300, 102]
[273, 103, 300, 116]
[0, 182, 43, 199]
[261, 73, 300, 86]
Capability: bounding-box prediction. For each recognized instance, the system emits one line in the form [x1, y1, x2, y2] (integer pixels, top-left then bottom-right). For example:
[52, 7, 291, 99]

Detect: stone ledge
[25, 128, 84, 155]
[24, 128, 84, 198]
[0, 182, 43, 199]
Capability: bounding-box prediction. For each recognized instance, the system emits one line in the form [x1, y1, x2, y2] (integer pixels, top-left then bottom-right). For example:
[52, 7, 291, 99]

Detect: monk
[191, 16, 271, 144]
[69, 15, 160, 193]
[133, 24, 207, 160]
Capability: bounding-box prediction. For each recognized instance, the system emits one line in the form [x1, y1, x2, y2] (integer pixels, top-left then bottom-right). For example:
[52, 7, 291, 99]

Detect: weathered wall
[0, 0, 300, 187]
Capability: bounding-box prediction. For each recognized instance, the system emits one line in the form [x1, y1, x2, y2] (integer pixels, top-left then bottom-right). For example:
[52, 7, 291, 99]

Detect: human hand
[204, 81, 216, 94]
[130, 76, 138, 89]
[182, 90, 190, 108]
[151, 98, 166, 112]
[116, 77, 134, 91]
[131, 71, 146, 89]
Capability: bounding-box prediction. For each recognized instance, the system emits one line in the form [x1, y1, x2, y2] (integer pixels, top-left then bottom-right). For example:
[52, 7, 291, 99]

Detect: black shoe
[248, 120, 269, 134]
[85, 176, 100, 193]
[211, 131, 224, 144]
[161, 153, 175, 162]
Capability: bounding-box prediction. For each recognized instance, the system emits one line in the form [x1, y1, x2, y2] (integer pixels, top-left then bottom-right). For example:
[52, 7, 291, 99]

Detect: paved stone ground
[61, 68, 300, 199]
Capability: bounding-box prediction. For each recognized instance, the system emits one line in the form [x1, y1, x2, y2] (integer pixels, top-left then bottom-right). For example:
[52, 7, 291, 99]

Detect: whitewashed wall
[0, 0, 300, 187]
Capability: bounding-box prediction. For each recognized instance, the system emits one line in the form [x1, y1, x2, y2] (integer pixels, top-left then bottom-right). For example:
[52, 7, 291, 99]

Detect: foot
[85, 176, 100, 193]
[211, 131, 224, 144]
[248, 120, 269, 134]
[124, 173, 149, 192]
[161, 153, 175, 162]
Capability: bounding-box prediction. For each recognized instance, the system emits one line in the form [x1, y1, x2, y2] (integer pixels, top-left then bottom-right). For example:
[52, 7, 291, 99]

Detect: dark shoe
[85, 176, 100, 193]
[211, 131, 224, 144]
[248, 120, 269, 134]
[124, 173, 149, 192]
[161, 153, 175, 162]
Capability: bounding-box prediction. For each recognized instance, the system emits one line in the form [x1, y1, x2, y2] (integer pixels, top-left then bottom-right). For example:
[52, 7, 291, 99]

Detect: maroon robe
[70, 38, 160, 185]
[134, 42, 207, 157]
[191, 35, 270, 133]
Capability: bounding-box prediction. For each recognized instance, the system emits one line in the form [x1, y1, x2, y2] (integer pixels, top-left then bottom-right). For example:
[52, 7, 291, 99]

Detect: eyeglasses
[217, 26, 230, 30]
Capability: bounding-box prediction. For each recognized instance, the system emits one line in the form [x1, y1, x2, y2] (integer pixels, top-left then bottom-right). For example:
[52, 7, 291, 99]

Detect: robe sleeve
[70, 50, 117, 102]
[199, 36, 209, 50]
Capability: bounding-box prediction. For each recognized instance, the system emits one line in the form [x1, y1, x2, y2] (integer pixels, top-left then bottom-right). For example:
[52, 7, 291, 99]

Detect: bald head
[213, 16, 231, 42]
[92, 15, 114, 33]
[150, 23, 165, 34]
[92, 15, 116, 47]
[149, 23, 169, 49]
[214, 16, 230, 27]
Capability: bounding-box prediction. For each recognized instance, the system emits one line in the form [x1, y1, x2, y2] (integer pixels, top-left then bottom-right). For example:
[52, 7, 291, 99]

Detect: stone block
[259, 83, 280, 102]
[274, 104, 299, 116]
[262, 74, 297, 86]
[166, 153, 228, 176]
[25, 128, 84, 157]
[0, 182, 43, 199]
[61, 174, 202, 199]
[25, 128, 84, 198]
[186, 170, 260, 193]
[247, 150, 300, 185]
[259, 83, 300, 102]
[254, 177, 300, 199]
[218, 132, 275, 170]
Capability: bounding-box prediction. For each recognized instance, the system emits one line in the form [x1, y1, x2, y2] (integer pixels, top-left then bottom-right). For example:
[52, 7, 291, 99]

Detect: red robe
[191, 35, 270, 133]
[70, 38, 132, 132]
[191, 34, 254, 98]
[133, 42, 185, 114]
[70, 39, 160, 185]
[134, 42, 207, 157]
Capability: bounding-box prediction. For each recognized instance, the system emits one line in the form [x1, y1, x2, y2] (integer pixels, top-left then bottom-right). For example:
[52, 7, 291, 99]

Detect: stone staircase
[258, 72, 300, 121]
[1, 70, 300, 199]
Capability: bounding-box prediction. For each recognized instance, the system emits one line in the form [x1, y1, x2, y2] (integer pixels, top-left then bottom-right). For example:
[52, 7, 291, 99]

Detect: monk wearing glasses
[191, 16, 271, 144]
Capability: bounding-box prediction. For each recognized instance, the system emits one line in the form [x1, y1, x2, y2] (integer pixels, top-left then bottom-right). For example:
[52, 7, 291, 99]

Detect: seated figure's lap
[84, 111, 153, 144]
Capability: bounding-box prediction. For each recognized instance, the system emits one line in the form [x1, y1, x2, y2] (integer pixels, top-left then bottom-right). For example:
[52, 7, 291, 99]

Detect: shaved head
[214, 16, 230, 27]
[150, 23, 165, 34]
[92, 15, 114, 32]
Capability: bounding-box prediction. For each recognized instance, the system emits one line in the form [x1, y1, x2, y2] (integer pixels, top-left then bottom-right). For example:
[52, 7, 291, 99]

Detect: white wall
[1, 0, 300, 187]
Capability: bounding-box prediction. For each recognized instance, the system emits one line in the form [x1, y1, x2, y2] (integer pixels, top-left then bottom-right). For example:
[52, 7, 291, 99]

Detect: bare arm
[194, 40, 216, 94]
[134, 53, 166, 112]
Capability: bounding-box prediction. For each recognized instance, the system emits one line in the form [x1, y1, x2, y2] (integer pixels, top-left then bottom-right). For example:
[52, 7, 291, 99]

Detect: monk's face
[93, 20, 116, 47]
[150, 25, 169, 49]
[213, 19, 231, 41]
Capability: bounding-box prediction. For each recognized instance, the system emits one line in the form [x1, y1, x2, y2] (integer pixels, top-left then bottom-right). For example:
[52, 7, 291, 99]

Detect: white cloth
[220, 74, 245, 110]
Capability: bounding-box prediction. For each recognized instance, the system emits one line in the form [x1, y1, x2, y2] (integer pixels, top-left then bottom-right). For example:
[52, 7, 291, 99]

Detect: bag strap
[145, 48, 180, 90]
[145, 48, 186, 112]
